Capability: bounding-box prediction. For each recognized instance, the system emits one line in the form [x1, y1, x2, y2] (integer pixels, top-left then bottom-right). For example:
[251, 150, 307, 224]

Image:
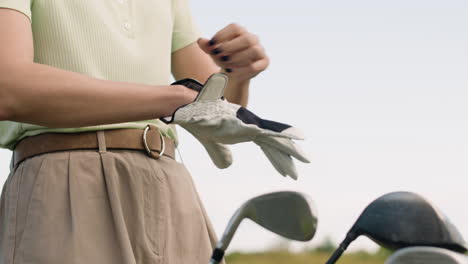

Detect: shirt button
[123, 22, 132, 31]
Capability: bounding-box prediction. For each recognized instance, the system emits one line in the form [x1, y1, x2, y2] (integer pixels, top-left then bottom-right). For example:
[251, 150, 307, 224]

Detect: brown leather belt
[12, 124, 175, 169]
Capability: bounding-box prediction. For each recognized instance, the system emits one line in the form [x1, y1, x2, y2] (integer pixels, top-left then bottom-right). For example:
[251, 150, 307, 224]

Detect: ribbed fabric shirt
[0, 0, 200, 150]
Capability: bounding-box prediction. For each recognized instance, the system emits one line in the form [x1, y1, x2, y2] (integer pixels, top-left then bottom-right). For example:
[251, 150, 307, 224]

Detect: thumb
[197, 38, 212, 55]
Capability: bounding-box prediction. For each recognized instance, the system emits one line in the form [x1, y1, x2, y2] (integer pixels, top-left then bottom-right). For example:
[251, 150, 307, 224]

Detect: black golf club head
[326, 191, 467, 264]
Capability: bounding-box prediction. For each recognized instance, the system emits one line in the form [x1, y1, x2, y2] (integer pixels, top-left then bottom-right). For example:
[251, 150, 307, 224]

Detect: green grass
[225, 249, 392, 264]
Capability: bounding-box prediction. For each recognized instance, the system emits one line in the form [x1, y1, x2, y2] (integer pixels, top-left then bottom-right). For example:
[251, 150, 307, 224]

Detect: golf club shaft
[326, 247, 345, 264]
[208, 248, 225, 264]
[325, 233, 355, 264]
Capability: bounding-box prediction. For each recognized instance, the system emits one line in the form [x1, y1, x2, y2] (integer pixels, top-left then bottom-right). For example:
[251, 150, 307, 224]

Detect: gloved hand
[162, 73, 303, 143]
[164, 75, 234, 169]
[162, 73, 310, 179]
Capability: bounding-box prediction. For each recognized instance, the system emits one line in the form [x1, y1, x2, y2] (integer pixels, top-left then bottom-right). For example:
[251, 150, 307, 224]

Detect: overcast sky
[1, 0, 467, 254]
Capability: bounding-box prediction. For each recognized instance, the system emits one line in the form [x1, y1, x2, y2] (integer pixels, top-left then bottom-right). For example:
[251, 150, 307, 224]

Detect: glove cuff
[161, 74, 229, 124]
[172, 78, 204, 92]
[161, 78, 205, 124]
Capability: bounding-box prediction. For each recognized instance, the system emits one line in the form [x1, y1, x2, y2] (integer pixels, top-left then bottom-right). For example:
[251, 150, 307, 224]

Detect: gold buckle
[143, 125, 165, 159]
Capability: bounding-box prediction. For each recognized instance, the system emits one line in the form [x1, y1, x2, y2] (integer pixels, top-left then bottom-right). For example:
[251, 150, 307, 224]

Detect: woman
[0, 0, 269, 263]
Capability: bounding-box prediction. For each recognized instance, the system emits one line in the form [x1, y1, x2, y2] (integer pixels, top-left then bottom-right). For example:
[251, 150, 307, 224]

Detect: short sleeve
[171, 0, 201, 53]
[0, 0, 32, 21]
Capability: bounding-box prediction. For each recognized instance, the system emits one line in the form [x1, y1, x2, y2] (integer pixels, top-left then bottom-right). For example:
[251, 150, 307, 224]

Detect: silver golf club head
[209, 191, 318, 264]
[386, 246, 468, 264]
[326, 191, 468, 264]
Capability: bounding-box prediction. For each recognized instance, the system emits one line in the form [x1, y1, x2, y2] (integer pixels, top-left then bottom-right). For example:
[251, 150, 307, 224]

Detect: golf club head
[217, 191, 317, 251]
[385, 246, 468, 264]
[243, 191, 317, 241]
[350, 192, 467, 252]
[326, 191, 467, 264]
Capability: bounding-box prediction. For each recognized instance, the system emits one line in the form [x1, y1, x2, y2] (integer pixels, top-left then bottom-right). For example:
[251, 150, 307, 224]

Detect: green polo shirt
[0, 0, 200, 150]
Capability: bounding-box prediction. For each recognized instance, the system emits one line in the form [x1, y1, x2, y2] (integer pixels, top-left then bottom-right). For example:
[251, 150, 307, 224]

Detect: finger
[219, 33, 260, 55]
[197, 38, 239, 69]
[210, 23, 246, 44]
[221, 45, 265, 67]
[212, 55, 249, 69]
[198, 37, 225, 59]
[201, 141, 233, 169]
[260, 145, 288, 177]
[256, 136, 311, 163]
[260, 145, 299, 180]
[227, 58, 269, 78]
[197, 38, 212, 55]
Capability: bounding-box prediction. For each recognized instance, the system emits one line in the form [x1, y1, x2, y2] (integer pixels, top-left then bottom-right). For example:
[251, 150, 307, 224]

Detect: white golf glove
[162, 73, 310, 179]
[193, 139, 233, 169]
[254, 136, 310, 180]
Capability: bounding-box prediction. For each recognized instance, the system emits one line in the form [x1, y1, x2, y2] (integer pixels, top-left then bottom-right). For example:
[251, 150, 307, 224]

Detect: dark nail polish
[209, 39, 216, 46]
[212, 48, 222, 55]
[221, 56, 230, 62]
[226, 68, 232, 73]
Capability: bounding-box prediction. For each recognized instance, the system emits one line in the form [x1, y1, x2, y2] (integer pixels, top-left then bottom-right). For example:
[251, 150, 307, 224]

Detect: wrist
[224, 76, 250, 106]
[172, 84, 197, 107]
[228, 76, 250, 87]
[153, 85, 192, 118]
[220, 68, 251, 86]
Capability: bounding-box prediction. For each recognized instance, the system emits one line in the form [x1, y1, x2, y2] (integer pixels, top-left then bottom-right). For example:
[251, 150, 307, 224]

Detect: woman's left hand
[197, 23, 269, 82]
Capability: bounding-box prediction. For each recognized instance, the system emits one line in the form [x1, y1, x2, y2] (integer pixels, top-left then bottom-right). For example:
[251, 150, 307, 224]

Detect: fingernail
[212, 48, 222, 55]
[221, 55, 230, 62]
[209, 39, 216, 46]
[226, 68, 232, 73]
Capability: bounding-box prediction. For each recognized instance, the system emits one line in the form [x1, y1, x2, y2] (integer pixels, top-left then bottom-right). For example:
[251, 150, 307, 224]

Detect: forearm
[0, 63, 193, 128]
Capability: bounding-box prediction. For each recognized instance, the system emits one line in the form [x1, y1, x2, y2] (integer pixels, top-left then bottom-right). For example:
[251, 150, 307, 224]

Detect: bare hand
[197, 23, 269, 82]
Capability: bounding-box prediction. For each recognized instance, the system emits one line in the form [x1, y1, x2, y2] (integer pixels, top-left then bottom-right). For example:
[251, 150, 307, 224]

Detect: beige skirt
[0, 146, 221, 264]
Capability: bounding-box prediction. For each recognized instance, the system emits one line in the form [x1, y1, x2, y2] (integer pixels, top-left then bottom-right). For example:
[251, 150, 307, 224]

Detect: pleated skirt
[0, 148, 221, 264]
